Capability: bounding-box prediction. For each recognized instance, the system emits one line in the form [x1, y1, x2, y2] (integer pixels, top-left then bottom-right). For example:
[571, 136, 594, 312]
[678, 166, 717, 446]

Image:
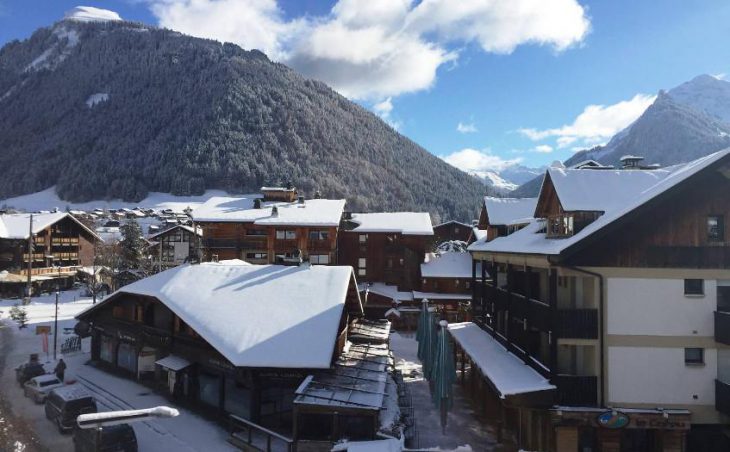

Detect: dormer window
[708, 215, 724, 242]
[545, 211, 601, 238]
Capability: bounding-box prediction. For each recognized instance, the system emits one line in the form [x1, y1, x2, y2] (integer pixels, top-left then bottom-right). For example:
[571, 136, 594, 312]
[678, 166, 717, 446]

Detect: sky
[1, 0, 729, 176]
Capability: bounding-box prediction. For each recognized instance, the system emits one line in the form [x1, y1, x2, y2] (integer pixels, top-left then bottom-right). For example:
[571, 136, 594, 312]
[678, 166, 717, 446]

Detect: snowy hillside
[669, 74, 730, 124]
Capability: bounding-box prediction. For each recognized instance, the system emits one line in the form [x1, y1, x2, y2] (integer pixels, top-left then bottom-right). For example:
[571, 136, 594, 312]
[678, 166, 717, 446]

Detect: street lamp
[53, 262, 61, 361]
[77, 406, 179, 452]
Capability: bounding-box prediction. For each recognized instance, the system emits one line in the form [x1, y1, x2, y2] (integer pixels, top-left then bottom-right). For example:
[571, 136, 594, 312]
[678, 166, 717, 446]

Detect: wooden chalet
[147, 224, 202, 270]
[475, 197, 537, 242]
[432, 220, 473, 244]
[338, 212, 433, 292]
[75, 261, 366, 442]
[465, 149, 730, 451]
[0, 212, 101, 297]
[192, 187, 345, 266]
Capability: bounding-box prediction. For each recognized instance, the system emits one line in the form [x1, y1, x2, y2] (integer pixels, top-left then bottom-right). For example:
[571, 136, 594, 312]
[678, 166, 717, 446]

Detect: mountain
[467, 165, 544, 195]
[0, 12, 487, 221]
[513, 74, 730, 197]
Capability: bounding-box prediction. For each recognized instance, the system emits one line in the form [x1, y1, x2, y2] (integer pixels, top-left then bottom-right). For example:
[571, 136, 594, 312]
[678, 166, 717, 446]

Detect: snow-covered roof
[359, 282, 414, 302]
[433, 220, 472, 228]
[448, 322, 555, 398]
[156, 355, 191, 371]
[79, 262, 358, 369]
[348, 212, 433, 236]
[420, 252, 480, 279]
[470, 149, 730, 257]
[333, 439, 402, 452]
[147, 224, 202, 240]
[192, 196, 345, 227]
[411, 291, 472, 301]
[483, 197, 537, 226]
[0, 212, 100, 241]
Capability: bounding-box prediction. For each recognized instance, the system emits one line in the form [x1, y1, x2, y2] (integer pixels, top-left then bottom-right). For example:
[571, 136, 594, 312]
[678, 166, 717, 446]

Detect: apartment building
[462, 149, 730, 451]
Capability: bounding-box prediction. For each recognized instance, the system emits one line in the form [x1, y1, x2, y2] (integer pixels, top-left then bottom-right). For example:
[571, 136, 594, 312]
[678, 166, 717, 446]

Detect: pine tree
[9, 304, 28, 329]
[118, 220, 146, 271]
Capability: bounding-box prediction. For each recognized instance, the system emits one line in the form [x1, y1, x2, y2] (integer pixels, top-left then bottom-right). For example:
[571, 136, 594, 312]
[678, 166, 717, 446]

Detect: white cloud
[147, 0, 591, 100]
[456, 122, 478, 133]
[519, 93, 656, 148]
[533, 144, 553, 153]
[441, 148, 522, 176]
[372, 97, 401, 130]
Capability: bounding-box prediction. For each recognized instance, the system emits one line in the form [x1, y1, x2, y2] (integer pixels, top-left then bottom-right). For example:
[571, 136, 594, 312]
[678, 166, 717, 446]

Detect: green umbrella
[416, 299, 430, 360]
[430, 320, 456, 433]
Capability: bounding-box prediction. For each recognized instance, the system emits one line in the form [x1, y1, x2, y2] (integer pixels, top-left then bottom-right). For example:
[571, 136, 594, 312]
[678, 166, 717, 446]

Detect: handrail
[229, 414, 293, 444]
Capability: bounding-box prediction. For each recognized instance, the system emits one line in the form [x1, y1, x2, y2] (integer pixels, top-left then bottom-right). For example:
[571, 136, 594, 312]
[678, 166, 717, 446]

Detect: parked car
[15, 362, 45, 387]
[24, 374, 64, 403]
[73, 423, 138, 452]
[45, 385, 97, 433]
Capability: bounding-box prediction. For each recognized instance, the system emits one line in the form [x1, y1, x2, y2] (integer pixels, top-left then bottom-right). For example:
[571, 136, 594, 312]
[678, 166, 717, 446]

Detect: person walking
[54, 358, 66, 382]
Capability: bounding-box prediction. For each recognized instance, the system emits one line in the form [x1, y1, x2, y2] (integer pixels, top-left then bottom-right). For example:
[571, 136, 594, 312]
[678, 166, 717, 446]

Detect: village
[0, 151, 729, 452]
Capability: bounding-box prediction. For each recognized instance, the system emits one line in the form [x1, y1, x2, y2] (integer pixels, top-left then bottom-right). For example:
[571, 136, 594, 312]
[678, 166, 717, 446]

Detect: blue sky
[1, 0, 729, 174]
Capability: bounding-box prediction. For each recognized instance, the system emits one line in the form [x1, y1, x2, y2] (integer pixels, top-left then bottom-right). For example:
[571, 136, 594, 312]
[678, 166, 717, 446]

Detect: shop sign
[596, 411, 630, 429]
[35, 325, 51, 335]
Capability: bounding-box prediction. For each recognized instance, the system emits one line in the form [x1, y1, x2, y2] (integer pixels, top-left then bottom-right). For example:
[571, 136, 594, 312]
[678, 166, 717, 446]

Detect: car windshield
[39, 379, 60, 387]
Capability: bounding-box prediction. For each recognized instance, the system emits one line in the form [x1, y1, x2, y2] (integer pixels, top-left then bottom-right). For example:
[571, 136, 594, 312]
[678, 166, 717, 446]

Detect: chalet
[432, 220, 473, 244]
[75, 261, 369, 439]
[0, 212, 101, 296]
[192, 188, 345, 265]
[338, 212, 433, 290]
[147, 224, 202, 270]
[463, 149, 730, 451]
[476, 197, 537, 242]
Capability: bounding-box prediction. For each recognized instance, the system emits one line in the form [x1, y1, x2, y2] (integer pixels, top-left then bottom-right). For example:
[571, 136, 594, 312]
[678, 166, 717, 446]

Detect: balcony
[554, 374, 598, 407]
[204, 238, 238, 249]
[307, 239, 333, 252]
[273, 239, 298, 251]
[716, 379, 730, 416]
[715, 311, 730, 345]
[556, 309, 599, 340]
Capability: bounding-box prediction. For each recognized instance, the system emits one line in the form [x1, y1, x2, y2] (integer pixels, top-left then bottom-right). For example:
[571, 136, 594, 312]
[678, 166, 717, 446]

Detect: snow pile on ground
[64, 6, 122, 22]
[86, 93, 109, 108]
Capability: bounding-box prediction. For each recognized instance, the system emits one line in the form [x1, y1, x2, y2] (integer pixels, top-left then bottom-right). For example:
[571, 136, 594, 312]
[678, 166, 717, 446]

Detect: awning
[155, 355, 191, 371]
[448, 322, 555, 399]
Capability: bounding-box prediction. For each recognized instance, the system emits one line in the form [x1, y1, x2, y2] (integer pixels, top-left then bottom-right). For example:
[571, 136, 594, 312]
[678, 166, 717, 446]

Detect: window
[454, 227, 460, 233]
[245, 252, 268, 260]
[708, 215, 724, 241]
[684, 279, 704, 296]
[465, 281, 471, 289]
[684, 348, 704, 365]
[275, 230, 296, 240]
[310, 254, 330, 265]
[358, 268, 366, 276]
[358, 234, 368, 243]
[309, 230, 329, 240]
[358, 258, 367, 268]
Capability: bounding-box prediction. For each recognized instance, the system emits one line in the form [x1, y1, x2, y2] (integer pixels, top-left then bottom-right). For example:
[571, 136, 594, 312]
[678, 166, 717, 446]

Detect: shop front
[551, 407, 691, 452]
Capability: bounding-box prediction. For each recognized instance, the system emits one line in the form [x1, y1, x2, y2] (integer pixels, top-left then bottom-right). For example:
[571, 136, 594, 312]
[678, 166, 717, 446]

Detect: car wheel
[56, 417, 65, 434]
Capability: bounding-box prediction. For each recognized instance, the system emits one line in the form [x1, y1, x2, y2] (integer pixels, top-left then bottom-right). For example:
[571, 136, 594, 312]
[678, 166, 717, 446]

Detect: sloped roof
[420, 252, 479, 278]
[0, 212, 100, 241]
[78, 262, 359, 368]
[483, 197, 537, 226]
[349, 212, 433, 235]
[192, 196, 346, 227]
[147, 224, 202, 240]
[470, 148, 730, 256]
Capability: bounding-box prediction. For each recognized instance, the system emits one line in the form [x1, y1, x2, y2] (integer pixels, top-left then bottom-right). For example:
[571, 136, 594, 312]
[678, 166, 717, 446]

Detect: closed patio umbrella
[430, 320, 456, 433]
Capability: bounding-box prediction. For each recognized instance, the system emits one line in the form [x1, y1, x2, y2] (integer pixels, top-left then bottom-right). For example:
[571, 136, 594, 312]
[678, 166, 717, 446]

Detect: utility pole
[53, 285, 59, 360]
[92, 241, 98, 304]
[25, 214, 33, 305]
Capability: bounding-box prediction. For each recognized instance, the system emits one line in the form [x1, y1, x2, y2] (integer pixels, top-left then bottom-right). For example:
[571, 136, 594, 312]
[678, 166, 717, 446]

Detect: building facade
[148, 224, 202, 269]
[465, 149, 730, 452]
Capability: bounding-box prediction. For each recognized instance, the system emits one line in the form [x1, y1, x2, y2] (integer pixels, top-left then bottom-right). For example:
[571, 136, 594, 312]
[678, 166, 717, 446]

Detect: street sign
[36, 325, 51, 335]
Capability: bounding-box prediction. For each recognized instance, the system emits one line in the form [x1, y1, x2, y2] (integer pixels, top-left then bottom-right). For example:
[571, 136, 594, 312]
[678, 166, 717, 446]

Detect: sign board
[596, 411, 630, 429]
[36, 325, 51, 335]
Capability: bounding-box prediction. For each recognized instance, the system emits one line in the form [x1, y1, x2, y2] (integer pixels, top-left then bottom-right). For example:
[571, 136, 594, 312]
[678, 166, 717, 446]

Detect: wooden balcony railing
[715, 311, 730, 345]
[307, 239, 333, 251]
[557, 309, 599, 340]
[52, 237, 79, 246]
[716, 379, 730, 416]
[554, 374, 598, 406]
[273, 239, 298, 251]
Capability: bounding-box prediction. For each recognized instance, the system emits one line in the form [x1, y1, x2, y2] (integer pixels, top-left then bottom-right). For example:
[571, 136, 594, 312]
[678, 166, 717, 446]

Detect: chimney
[271, 205, 279, 217]
[314, 190, 322, 199]
[343, 211, 352, 220]
[253, 199, 262, 209]
[298, 196, 305, 205]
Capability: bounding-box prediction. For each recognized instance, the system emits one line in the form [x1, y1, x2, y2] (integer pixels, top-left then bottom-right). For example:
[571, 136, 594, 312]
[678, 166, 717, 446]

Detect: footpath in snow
[0, 289, 235, 452]
[390, 331, 507, 451]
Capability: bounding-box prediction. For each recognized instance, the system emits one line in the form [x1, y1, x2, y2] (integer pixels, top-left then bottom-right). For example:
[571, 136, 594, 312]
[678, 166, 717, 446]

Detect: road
[0, 320, 48, 452]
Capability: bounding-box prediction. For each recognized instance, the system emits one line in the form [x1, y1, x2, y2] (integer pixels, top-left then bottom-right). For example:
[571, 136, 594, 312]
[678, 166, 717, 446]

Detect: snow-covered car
[24, 374, 64, 403]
